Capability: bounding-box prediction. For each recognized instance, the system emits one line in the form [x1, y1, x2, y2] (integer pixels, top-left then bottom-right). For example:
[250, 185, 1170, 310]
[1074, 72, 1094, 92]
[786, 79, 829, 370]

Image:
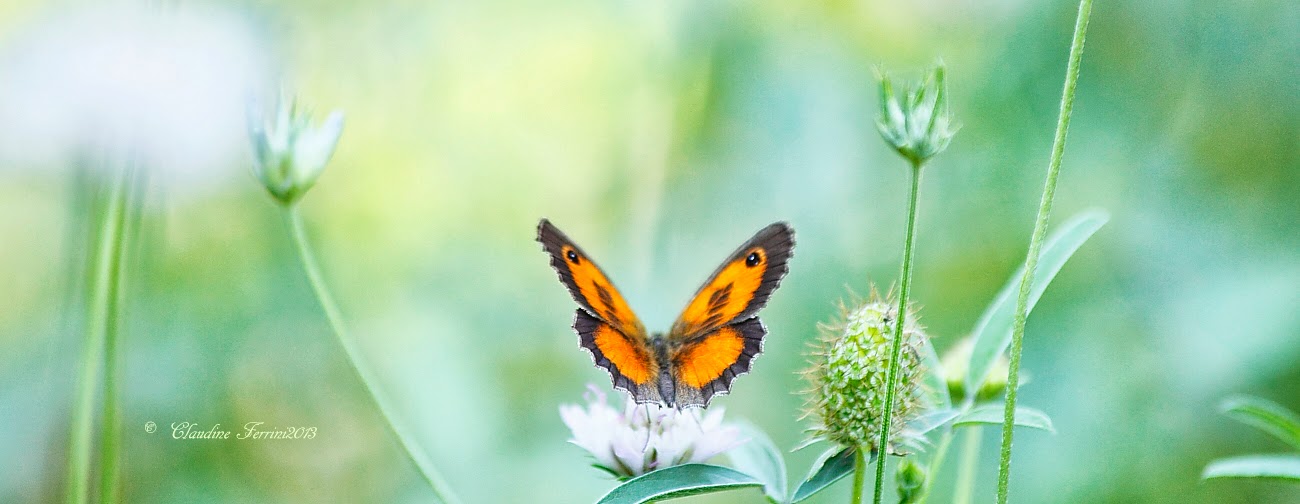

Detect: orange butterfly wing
[668, 222, 795, 407]
[537, 219, 663, 403]
[670, 223, 795, 338]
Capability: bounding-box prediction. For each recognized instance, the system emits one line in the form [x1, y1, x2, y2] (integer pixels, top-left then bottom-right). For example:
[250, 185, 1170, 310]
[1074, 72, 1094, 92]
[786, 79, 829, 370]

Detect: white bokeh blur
[0, 4, 269, 190]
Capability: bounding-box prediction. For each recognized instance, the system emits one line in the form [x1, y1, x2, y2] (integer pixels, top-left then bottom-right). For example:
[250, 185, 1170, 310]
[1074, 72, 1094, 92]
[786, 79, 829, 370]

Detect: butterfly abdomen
[651, 335, 677, 406]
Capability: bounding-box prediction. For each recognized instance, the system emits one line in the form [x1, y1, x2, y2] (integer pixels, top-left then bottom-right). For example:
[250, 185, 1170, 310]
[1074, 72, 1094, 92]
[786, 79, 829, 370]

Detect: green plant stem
[852, 446, 870, 504]
[873, 161, 924, 504]
[994, 1, 1093, 502]
[97, 168, 141, 504]
[282, 205, 462, 504]
[915, 428, 954, 504]
[65, 167, 130, 504]
[954, 428, 982, 504]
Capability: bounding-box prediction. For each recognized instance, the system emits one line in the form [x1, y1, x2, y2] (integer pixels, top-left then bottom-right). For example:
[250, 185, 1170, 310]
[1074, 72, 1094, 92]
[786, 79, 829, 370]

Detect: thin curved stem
[282, 205, 462, 504]
[66, 167, 129, 504]
[995, 1, 1093, 502]
[873, 162, 924, 503]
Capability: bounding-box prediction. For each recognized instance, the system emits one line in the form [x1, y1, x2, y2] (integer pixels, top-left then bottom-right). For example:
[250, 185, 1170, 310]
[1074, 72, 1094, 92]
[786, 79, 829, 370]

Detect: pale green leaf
[910, 408, 959, 435]
[791, 447, 863, 503]
[1202, 455, 1300, 482]
[729, 422, 788, 503]
[1220, 395, 1300, 451]
[919, 335, 951, 410]
[964, 210, 1108, 397]
[953, 404, 1055, 433]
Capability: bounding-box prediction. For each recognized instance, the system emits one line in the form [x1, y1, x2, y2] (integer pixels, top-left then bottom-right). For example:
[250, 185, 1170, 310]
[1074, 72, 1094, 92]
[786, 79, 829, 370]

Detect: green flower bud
[247, 94, 344, 205]
[941, 336, 1010, 403]
[895, 458, 927, 504]
[803, 288, 931, 455]
[877, 63, 958, 167]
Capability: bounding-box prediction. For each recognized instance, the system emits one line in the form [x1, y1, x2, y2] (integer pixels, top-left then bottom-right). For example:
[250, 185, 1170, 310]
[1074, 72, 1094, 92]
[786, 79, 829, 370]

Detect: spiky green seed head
[803, 288, 929, 454]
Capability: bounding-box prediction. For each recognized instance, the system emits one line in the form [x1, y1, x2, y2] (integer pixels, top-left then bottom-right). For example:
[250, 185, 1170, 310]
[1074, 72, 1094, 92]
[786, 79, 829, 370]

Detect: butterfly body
[539, 219, 794, 408]
[646, 334, 678, 406]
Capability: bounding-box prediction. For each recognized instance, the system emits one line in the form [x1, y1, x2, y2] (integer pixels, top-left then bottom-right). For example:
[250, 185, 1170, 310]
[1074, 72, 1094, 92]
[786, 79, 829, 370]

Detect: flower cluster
[803, 289, 931, 455]
[559, 386, 747, 479]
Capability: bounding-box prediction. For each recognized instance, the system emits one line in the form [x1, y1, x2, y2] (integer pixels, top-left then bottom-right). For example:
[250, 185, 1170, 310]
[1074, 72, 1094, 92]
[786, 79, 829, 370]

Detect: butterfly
[537, 219, 795, 408]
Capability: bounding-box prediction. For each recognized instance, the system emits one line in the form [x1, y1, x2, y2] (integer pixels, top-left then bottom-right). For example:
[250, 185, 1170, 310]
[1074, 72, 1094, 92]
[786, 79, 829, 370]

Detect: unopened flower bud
[877, 64, 958, 167]
[941, 336, 1010, 403]
[247, 94, 344, 205]
[896, 458, 927, 504]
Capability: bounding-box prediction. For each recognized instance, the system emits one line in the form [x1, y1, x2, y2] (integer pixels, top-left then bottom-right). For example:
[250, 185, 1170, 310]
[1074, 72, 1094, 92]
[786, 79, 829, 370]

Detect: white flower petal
[290, 110, 344, 185]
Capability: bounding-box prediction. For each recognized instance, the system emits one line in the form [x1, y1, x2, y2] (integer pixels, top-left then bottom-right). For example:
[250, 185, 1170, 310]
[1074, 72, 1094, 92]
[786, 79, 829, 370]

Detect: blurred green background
[1, 0, 1298, 502]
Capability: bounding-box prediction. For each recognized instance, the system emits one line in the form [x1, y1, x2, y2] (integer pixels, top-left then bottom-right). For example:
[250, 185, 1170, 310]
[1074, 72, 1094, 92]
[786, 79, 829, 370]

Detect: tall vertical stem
[873, 162, 924, 503]
[97, 168, 141, 504]
[282, 206, 462, 504]
[65, 167, 129, 504]
[994, 1, 1093, 502]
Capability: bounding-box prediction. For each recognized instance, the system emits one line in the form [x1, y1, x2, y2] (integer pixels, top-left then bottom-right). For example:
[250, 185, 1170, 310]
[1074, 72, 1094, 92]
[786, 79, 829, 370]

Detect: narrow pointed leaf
[791, 447, 864, 503]
[790, 436, 823, 453]
[1202, 455, 1300, 482]
[595, 464, 761, 504]
[1220, 395, 1300, 451]
[919, 336, 951, 410]
[953, 404, 1054, 433]
[965, 211, 1108, 396]
[729, 423, 788, 503]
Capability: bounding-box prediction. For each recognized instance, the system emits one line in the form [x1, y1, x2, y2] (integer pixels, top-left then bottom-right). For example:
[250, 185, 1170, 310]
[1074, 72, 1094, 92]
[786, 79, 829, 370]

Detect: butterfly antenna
[687, 405, 704, 436]
[640, 402, 653, 454]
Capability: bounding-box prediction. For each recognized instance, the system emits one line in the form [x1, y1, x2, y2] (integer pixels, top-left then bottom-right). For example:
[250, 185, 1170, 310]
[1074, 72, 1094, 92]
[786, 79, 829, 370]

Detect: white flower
[247, 95, 345, 205]
[560, 385, 748, 479]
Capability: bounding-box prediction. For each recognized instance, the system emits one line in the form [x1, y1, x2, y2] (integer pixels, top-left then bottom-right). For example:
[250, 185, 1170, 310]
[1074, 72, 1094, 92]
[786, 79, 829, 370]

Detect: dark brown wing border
[574, 309, 662, 404]
[672, 317, 766, 408]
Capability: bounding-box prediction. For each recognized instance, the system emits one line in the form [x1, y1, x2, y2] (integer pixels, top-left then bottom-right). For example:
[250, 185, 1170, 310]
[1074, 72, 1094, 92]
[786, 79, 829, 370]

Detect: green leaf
[910, 408, 960, 435]
[791, 447, 864, 503]
[953, 404, 1055, 433]
[964, 210, 1108, 397]
[1202, 455, 1300, 482]
[729, 422, 788, 503]
[918, 335, 951, 410]
[1220, 395, 1300, 451]
[596, 464, 761, 504]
